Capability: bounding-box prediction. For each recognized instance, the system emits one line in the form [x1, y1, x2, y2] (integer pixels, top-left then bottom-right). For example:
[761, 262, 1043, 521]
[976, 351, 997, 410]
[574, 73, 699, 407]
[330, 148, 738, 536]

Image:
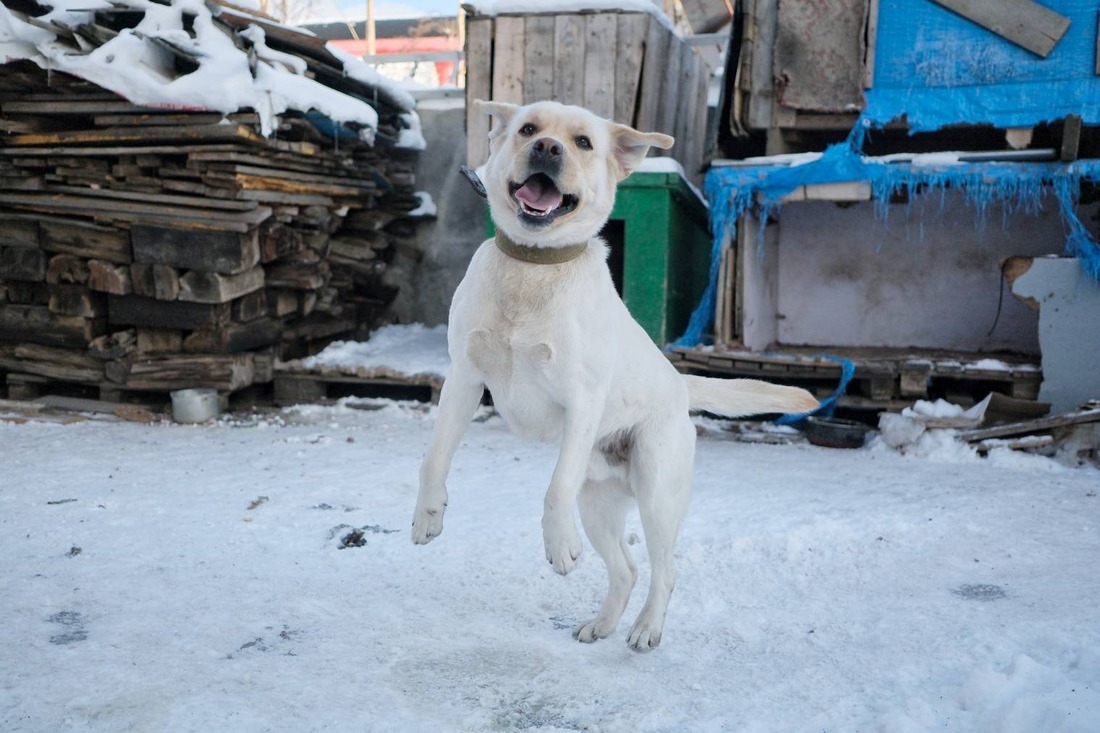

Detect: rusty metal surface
[774, 0, 867, 113]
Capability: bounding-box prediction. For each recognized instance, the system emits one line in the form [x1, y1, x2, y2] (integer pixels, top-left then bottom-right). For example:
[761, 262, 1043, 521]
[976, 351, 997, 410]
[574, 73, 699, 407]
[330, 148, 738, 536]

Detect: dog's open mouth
[510, 173, 578, 227]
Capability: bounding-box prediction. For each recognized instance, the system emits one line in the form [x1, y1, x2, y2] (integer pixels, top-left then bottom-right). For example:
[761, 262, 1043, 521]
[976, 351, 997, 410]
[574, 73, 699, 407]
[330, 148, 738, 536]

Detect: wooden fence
[463, 9, 710, 182]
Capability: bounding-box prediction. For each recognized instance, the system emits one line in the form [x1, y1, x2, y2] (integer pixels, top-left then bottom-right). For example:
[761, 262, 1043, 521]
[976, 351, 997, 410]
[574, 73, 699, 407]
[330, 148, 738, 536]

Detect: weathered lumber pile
[0, 2, 423, 401]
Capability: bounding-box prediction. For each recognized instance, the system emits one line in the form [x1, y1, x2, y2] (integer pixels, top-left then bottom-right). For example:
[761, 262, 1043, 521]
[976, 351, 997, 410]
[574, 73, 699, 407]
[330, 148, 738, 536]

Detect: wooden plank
[673, 42, 700, 171]
[635, 18, 670, 133]
[553, 14, 587, 107]
[582, 14, 618, 119]
[130, 263, 181, 301]
[48, 285, 105, 318]
[39, 218, 131, 264]
[863, 0, 880, 88]
[657, 27, 682, 136]
[958, 408, 1100, 443]
[7, 123, 270, 148]
[0, 245, 47, 281]
[524, 15, 556, 102]
[178, 266, 265, 304]
[0, 217, 37, 247]
[614, 14, 649, 124]
[0, 343, 105, 383]
[43, 184, 259, 212]
[1, 192, 273, 231]
[464, 17, 493, 167]
[107, 295, 231, 330]
[929, 0, 1070, 58]
[123, 353, 255, 392]
[491, 16, 526, 105]
[87, 259, 133, 295]
[130, 225, 260, 275]
[746, 0, 779, 130]
[1060, 114, 1082, 162]
[0, 305, 104, 348]
[182, 319, 281, 354]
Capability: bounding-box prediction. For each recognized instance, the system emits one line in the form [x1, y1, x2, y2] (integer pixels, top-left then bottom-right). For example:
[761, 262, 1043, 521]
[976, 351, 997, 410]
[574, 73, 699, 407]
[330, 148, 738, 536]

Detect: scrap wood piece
[929, 0, 1071, 58]
[958, 406, 1100, 443]
[974, 434, 1055, 454]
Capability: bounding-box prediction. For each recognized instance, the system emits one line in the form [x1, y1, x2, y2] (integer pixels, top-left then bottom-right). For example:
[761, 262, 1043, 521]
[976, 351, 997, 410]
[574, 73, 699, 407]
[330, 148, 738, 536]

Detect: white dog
[413, 100, 818, 651]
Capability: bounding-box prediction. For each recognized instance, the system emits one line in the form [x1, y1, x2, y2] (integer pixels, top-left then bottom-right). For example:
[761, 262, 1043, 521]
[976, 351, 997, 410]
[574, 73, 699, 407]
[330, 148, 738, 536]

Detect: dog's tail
[683, 375, 819, 418]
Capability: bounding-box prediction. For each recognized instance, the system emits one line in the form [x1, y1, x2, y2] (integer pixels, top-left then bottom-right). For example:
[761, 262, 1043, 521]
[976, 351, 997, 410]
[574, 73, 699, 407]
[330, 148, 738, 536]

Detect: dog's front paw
[573, 616, 616, 644]
[542, 518, 583, 575]
[411, 500, 446, 545]
[626, 614, 663, 653]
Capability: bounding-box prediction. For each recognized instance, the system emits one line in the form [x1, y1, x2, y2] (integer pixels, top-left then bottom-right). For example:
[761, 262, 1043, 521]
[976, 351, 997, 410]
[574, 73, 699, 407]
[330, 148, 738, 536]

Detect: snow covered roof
[0, 0, 417, 140]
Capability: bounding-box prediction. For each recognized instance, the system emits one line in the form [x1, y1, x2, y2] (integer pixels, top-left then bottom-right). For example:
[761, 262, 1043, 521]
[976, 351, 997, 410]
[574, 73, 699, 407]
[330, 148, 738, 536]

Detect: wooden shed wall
[464, 11, 710, 182]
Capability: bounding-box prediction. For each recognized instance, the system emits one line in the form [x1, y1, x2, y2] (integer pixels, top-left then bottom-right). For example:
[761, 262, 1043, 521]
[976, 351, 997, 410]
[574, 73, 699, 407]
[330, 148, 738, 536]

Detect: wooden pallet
[668, 345, 1042, 410]
[273, 368, 443, 406]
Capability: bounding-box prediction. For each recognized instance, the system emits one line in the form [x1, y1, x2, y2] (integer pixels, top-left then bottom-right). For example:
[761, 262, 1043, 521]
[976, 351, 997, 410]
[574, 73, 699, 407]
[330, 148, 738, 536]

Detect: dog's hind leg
[573, 477, 637, 643]
[626, 417, 695, 652]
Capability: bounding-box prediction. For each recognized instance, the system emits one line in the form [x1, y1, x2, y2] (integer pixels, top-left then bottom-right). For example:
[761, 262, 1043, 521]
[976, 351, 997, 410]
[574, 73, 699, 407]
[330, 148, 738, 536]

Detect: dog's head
[476, 100, 674, 248]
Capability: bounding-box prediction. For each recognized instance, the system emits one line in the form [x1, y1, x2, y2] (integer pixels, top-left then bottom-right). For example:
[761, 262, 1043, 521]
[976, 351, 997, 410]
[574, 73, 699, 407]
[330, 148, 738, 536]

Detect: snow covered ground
[2, 399, 1099, 732]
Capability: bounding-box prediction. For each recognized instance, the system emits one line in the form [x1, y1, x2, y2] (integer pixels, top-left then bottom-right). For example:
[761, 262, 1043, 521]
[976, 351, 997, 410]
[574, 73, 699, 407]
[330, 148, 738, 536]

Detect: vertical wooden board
[863, 0, 880, 88]
[747, 0, 778, 130]
[554, 15, 587, 107]
[524, 16, 555, 102]
[635, 19, 671, 132]
[657, 32, 682, 137]
[692, 62, 710, 179]
[582, 14, 618, 119]
[491, 16, 526, 104]
[465, 17, 493, 167]
[673, 44, 700, 171]
[613, 13, 649, 124]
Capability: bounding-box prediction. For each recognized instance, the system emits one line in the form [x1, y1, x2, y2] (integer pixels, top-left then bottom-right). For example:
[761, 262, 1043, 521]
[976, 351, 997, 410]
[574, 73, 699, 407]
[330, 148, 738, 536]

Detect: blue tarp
[673, 129, 1100, 348]
[865, 0, 1100, 131]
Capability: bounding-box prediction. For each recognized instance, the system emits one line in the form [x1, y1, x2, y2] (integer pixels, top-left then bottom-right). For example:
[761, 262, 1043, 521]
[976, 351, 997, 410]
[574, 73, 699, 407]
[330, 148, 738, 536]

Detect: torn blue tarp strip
[671, 138, 1100, 348]
[865, 0, 1100, 131]
[776, 357, 855, 426]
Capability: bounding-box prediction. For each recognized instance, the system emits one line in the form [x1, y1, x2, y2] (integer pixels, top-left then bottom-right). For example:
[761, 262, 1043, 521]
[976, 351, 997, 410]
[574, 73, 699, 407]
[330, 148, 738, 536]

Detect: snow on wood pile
[0, 0, 427, 399]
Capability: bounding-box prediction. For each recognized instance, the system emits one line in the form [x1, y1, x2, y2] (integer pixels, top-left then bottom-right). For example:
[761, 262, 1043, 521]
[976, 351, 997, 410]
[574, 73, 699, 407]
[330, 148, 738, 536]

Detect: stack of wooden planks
[0, 52, 421, 401]
[462, 5, 711, 182]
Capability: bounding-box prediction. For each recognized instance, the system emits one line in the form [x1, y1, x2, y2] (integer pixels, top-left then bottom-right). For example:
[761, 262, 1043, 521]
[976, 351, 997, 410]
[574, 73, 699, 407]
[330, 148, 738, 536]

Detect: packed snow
[2, 393, 1098, 732]
[300, 323, 448, 377]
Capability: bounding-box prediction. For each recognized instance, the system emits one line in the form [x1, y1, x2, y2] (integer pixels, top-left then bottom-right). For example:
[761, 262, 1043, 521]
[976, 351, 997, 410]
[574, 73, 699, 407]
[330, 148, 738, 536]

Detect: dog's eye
[575, 135, 592, 150]
[519, 123, 538, 136]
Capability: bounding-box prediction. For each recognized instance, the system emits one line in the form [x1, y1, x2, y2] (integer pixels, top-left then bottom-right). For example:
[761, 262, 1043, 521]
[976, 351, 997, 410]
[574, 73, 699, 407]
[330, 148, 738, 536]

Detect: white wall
[767, 193, 1094, 355]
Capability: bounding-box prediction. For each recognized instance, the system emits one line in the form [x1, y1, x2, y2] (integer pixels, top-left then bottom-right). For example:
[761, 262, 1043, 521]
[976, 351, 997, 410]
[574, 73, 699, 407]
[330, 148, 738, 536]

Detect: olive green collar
[494, 230, 588, 265]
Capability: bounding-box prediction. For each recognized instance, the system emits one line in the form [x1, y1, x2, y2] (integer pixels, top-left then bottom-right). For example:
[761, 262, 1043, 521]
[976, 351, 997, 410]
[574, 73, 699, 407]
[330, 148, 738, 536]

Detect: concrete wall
[386, 99, 487, 326]
[766, 193, 1096, 355]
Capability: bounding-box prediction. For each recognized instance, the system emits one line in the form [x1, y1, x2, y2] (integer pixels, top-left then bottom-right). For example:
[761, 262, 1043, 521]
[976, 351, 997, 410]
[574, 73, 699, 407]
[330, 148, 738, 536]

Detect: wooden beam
[929, 0, 1071, 58]
[1060, 114, 1082, 162]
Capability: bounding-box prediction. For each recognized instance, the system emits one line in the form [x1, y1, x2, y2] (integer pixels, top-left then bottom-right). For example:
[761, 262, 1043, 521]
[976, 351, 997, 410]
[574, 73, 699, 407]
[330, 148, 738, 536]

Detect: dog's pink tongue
[515, 177, 563, 212]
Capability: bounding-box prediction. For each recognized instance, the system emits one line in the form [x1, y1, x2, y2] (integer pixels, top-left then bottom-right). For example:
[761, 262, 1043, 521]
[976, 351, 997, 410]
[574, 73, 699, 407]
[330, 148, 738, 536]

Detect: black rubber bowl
[803, 416, 873, 449]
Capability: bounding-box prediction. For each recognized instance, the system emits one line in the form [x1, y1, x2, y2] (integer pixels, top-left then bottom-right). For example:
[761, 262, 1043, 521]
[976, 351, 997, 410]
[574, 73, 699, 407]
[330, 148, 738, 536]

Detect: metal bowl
[170, 388, 220, 424]
[803, 416, 873, 449]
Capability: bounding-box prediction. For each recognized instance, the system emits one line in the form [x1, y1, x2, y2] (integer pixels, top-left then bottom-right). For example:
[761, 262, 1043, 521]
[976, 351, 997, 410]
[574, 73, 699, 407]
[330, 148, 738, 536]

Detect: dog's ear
[476, 99, 520, 143]
[610, 124, 674, 180]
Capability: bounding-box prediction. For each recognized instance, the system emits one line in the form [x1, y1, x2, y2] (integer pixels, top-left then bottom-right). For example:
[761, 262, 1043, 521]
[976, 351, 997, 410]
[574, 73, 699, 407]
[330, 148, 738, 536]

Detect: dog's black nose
[529, 137, 564, 173]
[533, 137, 563, 158]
